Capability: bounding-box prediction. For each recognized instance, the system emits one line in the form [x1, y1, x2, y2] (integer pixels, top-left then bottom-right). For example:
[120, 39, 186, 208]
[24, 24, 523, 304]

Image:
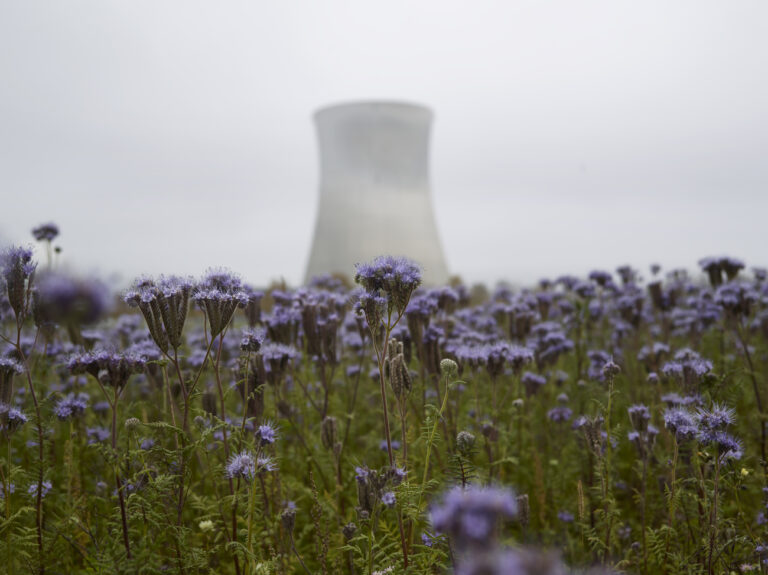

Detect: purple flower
[257, 456, 278, 473]
[355, 256, 422, 316]
[663, 408, 698, 442]
[31, 222, 59, 242]
[257, 422, 278, 445]
[381, 491, 396, 507]
[67, 349, 146, 389]
[429, 486, 517, 550]
[54, 392, 90, 420]
[34, 272, 111, 326]
[521, 371, 546, 395]
[627, 404, 651, 432]
[226, 451, 257, 480]
[547, 406, 573, 423]
[0, 405, 27, 434]
[28, 480, 52, 499]
[241, 329, 264, 353]
[87, 426, 110, 444]
[125, 275, 195, 353]
[193, 270, 249, 337]
[355, 466, 370, 484]
[557, 510, 575, 523]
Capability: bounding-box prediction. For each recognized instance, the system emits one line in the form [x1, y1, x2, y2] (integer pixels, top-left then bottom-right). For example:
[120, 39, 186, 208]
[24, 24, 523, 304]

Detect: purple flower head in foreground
[430, 485, 517, 550]
[31, 222, 59, 242]
[257, 422, 277, 446]
[67, 349, 146, 389]
[124, 275, 195, 353]
[54, 392, 90, 420]
[226, 451, 256, 480]
[354, 256, 422, 316]
[1, 246, 37, 319]
[34, 272, 111, 327]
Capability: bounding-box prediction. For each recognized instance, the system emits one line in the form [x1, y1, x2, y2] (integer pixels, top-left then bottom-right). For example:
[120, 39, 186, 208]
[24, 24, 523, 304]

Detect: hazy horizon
[2, 1, 766, 287]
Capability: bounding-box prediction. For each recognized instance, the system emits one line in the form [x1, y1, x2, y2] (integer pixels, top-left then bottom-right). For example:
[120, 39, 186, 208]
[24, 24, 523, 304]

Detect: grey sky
[2, 1, 766, 287]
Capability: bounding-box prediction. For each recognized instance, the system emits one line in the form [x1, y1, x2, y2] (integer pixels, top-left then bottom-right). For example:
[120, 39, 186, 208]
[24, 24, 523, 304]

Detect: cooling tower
[304, 101, 449, 285]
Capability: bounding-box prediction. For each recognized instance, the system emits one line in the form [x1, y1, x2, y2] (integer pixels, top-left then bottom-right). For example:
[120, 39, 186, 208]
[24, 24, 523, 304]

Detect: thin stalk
[108, 386, 131, 559]
[707, 457, 721, 575]
[16, 327, 45, 574]
[4, 434, 12, 575]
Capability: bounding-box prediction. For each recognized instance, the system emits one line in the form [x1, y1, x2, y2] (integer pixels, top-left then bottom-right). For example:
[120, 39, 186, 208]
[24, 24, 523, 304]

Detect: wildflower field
[2, 226, 767, 574]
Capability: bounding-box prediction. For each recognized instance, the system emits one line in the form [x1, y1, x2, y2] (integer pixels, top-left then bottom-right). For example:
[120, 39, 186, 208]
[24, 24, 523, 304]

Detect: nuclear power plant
[304, 101, 449, 286]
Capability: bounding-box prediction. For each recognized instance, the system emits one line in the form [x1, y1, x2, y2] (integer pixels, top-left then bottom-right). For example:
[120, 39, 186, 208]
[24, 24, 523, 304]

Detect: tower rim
[313, 100, 433, 122]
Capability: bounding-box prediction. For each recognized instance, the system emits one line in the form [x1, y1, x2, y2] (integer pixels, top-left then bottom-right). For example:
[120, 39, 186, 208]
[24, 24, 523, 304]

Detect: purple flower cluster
[429, 485, 517, 550]
[125, 275, 195, 353]
[226, 450, 257, 480]
[193, 269, 249, 337]
[34, 272, 111, 327]
[355, 256, 422, 318]
[67, 349, 146, 389]
[31, 222, 59, 242]
[54, 392, 90, 420]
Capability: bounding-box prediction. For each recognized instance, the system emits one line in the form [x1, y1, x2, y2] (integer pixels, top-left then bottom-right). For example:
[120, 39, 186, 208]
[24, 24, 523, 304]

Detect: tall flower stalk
[354, 256, 421, 569]
[67, 350, 145, 559]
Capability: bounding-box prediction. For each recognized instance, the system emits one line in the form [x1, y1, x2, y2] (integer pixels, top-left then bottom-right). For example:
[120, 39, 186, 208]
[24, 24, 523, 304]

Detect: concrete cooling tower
[304, 101, 449, 286]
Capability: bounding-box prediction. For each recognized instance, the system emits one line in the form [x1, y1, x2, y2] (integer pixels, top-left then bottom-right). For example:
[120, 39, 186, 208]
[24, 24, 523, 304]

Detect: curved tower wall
[304, 101, 449, 285]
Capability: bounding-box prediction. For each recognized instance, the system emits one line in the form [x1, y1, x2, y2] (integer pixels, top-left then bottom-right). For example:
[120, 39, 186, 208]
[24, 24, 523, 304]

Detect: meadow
[1, 225, 767, 574]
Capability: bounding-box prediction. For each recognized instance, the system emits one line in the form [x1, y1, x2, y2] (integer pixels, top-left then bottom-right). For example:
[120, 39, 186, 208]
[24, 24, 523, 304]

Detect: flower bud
[456, 431, 476, 456]
[440, 358, 458, 379]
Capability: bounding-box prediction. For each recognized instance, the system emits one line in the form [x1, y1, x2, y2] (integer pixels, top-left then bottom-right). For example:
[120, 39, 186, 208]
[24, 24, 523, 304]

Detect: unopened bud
[124, 417, 141, 432]
[440, 359, 458, 379]
[342, 522, 357, 540]
[280, 508, 296, 533]
[456, 431, 476, 456]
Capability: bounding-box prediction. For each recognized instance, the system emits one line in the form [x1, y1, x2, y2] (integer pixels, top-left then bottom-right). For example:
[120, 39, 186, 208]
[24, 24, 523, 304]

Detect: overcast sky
[1, 1, 766, 288]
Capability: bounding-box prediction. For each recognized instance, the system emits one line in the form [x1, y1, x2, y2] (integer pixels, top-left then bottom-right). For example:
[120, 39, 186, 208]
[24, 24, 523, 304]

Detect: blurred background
[1, 1, 766, 287]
